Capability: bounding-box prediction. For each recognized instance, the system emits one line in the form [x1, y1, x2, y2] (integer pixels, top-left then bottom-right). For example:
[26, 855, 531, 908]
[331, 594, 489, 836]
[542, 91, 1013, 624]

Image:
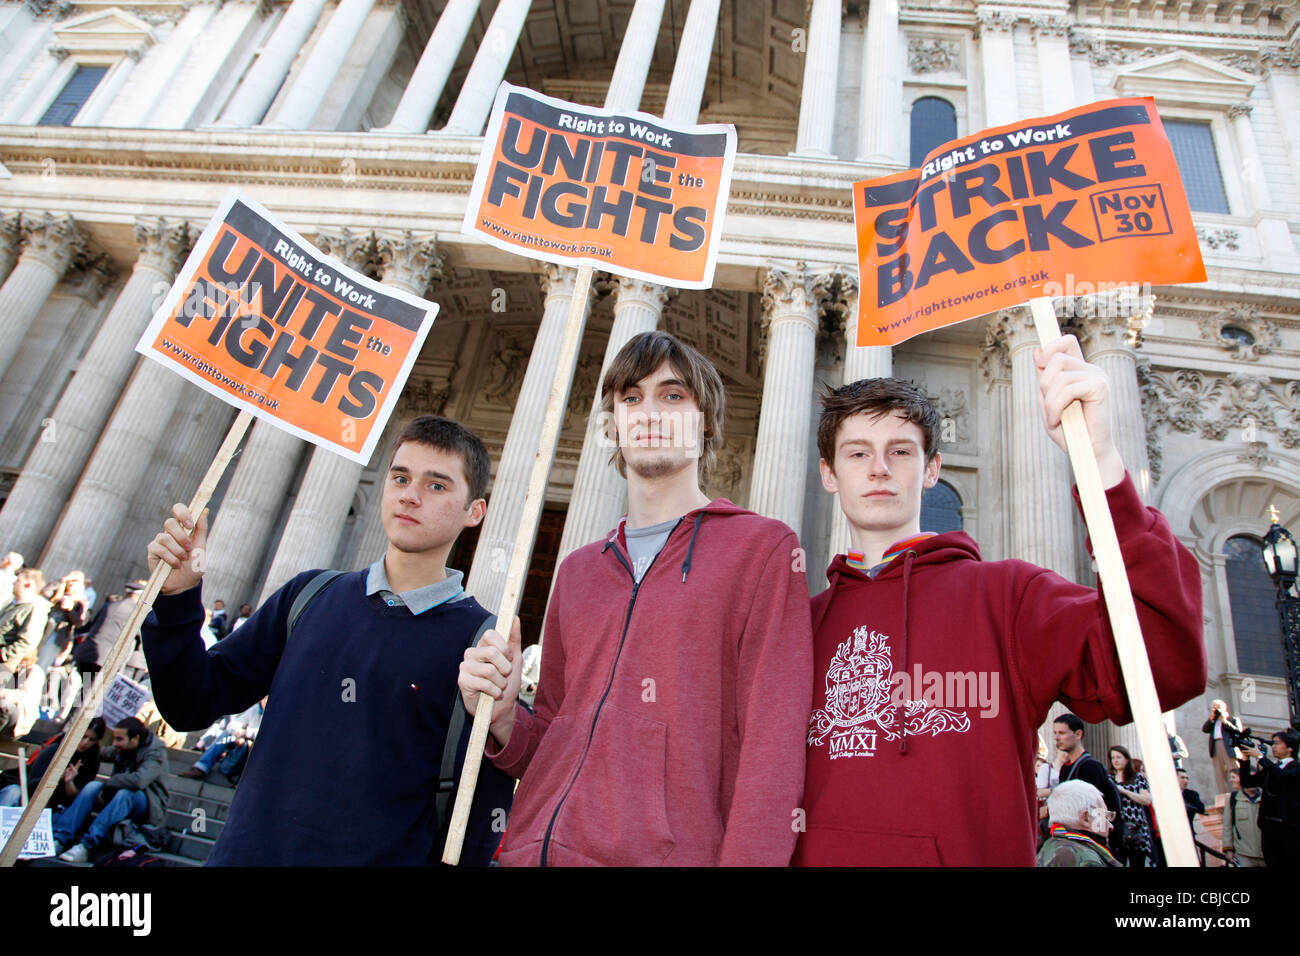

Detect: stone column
[1001, 306, 1077, 579]
[0, 212, 23, 286]
[1229, 102, 1298, 269]
[216, 0, 331, 128]
[466, 266, 593, 612]
[0, 256, 115, 469]
[605, 0, 666, 111]
[265, 0, 377, 129]
[1080, 292, 1153, 502]
[794, 0, 842, 156]
[380, 0, 480, 132]
[980, 314, 1014, 562]
[1032, 15, 1073, 115]
[40, 332, 204, 581]
[258, 232, 441, 601]
[857, 0, 901, 163]
[201, 422, 308, 609]
[556, 277, 671, 565]
[0, 218, 189, 561]
[749, 263, 825, 535]
[104, 389, 237, 589]
[976, 8, 1019, 128]
[663, 0, 721, 124]
[442, 0, 533, 135]
[0, 212, 86, 384]
[828, 274, 892, 559]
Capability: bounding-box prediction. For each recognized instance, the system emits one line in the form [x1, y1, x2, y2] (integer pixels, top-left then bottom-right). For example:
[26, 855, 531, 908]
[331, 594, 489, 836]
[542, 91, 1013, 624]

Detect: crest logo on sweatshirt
[808, 626, 970, 758]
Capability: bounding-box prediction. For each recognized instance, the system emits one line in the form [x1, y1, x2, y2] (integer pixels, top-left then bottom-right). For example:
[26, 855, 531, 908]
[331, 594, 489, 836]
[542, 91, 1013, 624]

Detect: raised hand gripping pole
[1027, 296, 1197, 867]
[442, 265, 595, 865]
[0, 409, 254, 867]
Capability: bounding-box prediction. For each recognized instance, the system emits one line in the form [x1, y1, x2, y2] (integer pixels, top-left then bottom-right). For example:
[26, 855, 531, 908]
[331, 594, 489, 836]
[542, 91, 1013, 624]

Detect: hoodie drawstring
[896, 550, 917, 755]
[681, 512, 705, 583]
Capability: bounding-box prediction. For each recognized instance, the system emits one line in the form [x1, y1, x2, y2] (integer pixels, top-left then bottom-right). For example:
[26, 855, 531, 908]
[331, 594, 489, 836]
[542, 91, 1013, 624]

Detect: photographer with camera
[1239, 730, 1300, 867]
[1202, 698, 1245, 796]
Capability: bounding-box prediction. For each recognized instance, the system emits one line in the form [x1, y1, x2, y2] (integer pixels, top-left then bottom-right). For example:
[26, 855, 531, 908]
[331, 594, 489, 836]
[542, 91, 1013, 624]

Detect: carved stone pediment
[53, 7, 156, 57]
[1112, 50, 1256, 105]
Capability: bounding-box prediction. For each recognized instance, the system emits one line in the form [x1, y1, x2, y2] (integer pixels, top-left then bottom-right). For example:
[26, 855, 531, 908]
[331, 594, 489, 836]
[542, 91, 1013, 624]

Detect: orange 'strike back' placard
[136, 191, 437, 464]
[464, 83, 737, 289]
[854, 97, 1205, 346]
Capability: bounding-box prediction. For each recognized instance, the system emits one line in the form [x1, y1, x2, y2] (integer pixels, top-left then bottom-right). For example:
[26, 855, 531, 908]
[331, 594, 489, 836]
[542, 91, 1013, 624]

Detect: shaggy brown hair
[599, 331, 725, 483]
[817, 378, 942, 468]
[391, 415, 491, 504]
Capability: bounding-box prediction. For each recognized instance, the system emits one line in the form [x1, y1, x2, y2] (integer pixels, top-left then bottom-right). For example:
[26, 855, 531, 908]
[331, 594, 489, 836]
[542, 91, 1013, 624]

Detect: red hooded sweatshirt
[487, 499, 813, 866]
[792, 474, 1205, 866]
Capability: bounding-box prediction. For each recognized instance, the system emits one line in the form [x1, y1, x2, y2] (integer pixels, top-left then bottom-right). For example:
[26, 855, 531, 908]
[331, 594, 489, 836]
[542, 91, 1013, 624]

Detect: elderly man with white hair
[1037, 780, 1123, 867]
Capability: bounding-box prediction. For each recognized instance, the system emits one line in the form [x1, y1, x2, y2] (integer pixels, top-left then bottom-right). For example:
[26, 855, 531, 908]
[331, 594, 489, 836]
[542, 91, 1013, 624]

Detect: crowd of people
[1034, 700, 1299, 867]
[0, 551, 256, 864]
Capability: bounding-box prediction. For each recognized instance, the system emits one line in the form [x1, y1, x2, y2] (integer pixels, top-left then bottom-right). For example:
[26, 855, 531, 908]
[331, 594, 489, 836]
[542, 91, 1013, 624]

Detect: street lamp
[1261, 505, 1300, 728]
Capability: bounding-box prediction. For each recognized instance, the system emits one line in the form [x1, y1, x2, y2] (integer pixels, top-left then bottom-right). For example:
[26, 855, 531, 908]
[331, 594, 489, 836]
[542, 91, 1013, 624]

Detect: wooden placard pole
[442, 264, 594, 865]
[1027, 296, 1197, 867]
[0, 408, 254, 867]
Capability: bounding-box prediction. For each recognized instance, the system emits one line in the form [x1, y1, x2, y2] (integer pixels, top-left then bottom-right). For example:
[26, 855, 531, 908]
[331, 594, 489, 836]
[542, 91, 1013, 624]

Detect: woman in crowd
[1109, 744, 1153, 866]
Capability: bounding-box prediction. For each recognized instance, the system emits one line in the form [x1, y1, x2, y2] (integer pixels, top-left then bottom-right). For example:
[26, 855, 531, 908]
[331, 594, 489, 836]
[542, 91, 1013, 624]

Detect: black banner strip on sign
[222, 201, 426, 332]
[503, 91, 730, 158]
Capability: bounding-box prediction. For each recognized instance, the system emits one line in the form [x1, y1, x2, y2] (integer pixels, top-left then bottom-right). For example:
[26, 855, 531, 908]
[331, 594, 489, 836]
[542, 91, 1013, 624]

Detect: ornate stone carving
[1261, 44, 1300, 73]
[539, 263, 581, 301]
[1238, 442, 1278, 469]
[1277, 382, 1300, 449]
[762, 261, 815, 319]
[1138, 366, 1290, 446]
[397, 377, 452, 416]
[974, 9, 1016, 37]
[1070, 35, 1161, 67]
[375, 232, 441, 295]
[316, 228, 377, 272]
[481, 330, 531, 404]
[0, 212, 23, 260]
[1196, 227, 1240, 251]
[908, 37, 961, 74]
[1135, 361, 1163, 484]
[704, 436, 746, 502]
[18, 212, 86, 275]
[612, 275, 671, 312]
[979, 311, 1014, 386]
[67, 252, 117, 300]
[1227, 102, 1253, 119]
[134, 217, 190, 274]
[1219, 54, 1261, 75]
[1030, 15, 1069, 38]
[566, 351, 602, 427]
[1197, 307, 1280, 361]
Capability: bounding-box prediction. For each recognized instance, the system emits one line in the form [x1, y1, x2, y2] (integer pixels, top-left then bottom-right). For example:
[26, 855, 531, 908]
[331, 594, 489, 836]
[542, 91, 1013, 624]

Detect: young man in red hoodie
[459, 330, 813, 866]
[793, 335, 1206, 866]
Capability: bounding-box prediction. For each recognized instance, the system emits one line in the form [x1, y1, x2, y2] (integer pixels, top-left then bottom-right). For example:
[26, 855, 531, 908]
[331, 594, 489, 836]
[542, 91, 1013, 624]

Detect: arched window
[910, 97, 957, 169]
[1224, 535, 1286, 676]
[921, 480, 962, 534]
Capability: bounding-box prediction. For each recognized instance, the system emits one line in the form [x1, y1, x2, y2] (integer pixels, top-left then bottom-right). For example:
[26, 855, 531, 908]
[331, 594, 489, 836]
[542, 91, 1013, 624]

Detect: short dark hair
[818, 378, 942, 469]
[115, 717, 146, 740]
[598, 331, 725, 483]
[87, 717, 107, 738]
[1054, 713, 1085, 735]
[391, 415, 490, 504]
[1273, 730, 1300, 757]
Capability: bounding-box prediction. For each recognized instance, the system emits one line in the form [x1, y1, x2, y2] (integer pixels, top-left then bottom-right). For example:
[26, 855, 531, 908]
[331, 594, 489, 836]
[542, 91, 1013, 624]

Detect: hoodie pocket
[798, 824, 943, 866]
[553, 704, 675, 866]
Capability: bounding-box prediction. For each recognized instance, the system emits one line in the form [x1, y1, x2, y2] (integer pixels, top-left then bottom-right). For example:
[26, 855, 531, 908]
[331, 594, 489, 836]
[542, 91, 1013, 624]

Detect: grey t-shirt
[625, 517, 681, 583]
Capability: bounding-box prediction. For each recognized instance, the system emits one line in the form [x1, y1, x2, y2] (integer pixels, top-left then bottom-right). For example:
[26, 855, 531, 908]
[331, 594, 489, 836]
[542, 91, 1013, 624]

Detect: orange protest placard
[853, 97, 1205, 347]
[136, 191, 436, 464]
[464, 83, 737, 289]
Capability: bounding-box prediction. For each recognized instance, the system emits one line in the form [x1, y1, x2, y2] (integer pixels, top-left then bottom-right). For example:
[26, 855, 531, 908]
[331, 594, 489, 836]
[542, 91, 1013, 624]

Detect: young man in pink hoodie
[459, 330, 813, 866]
[794, 335, 1206, 866]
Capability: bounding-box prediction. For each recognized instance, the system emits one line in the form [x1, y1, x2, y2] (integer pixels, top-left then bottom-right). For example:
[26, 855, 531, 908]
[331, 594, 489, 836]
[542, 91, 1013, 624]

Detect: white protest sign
[0, 807, 54, 859]
[100, 674, 151, 727]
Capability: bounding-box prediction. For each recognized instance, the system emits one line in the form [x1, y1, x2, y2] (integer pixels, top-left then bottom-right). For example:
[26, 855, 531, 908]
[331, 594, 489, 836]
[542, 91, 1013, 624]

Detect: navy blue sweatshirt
[141, 570, 514, 866]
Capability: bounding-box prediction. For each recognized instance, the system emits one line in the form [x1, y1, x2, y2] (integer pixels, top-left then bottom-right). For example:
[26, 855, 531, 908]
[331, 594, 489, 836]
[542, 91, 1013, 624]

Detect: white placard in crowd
[0, 807, 54, 859]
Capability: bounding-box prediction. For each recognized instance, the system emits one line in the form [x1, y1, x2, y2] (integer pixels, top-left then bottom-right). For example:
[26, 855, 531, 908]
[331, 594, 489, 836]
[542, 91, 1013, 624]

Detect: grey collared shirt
[365, 560, 466, 615]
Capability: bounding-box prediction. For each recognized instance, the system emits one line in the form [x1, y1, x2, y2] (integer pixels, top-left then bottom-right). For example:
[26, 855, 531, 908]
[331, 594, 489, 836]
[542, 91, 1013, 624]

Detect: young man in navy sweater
[143, 416, 514, 865]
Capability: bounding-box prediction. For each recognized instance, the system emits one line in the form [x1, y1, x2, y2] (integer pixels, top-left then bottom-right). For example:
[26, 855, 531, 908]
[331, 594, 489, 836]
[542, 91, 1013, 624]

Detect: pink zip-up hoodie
[487, 499, 814, 866]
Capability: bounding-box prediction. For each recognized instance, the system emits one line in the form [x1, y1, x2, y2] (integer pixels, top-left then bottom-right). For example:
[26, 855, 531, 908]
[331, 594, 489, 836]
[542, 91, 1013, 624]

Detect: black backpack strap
[286, 570, 346, 639]
[436, 613, 497, 831]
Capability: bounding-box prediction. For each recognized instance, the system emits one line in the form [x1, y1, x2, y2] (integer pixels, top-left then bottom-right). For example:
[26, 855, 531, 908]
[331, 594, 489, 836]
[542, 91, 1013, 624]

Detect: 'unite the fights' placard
[136, 191, 437, 464]
[465, 83, 737, 289]
[853, 97, 1205, 347]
